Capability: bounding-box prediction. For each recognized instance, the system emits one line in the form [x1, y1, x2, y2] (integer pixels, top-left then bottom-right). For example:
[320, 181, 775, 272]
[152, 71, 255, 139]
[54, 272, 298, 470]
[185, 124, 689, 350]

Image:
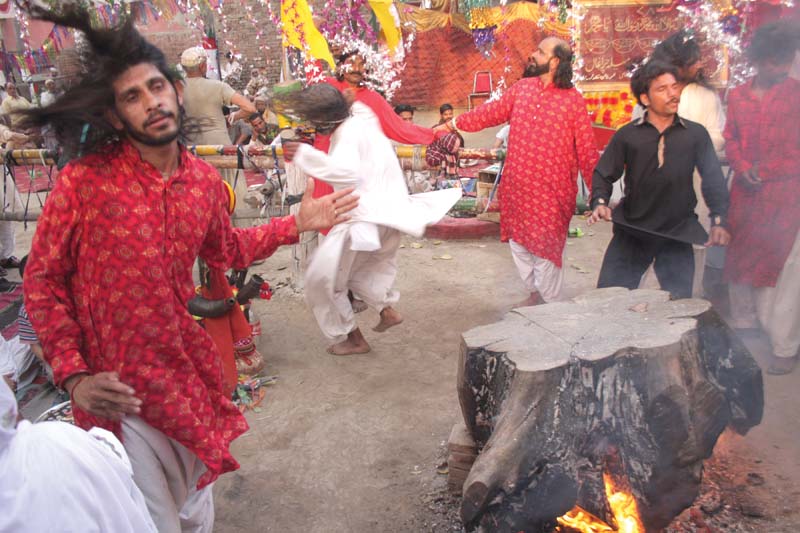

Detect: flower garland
[325, 32, 405, 100]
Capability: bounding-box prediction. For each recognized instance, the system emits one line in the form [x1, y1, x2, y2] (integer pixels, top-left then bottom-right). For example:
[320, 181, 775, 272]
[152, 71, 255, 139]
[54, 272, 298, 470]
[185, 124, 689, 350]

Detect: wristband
[710, 214, 727, 228]
[68, 374, 89, 405]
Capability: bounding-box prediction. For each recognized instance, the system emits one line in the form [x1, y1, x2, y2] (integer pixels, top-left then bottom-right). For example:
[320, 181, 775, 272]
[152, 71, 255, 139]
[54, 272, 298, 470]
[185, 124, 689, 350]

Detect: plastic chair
[468, 71, 493, 110]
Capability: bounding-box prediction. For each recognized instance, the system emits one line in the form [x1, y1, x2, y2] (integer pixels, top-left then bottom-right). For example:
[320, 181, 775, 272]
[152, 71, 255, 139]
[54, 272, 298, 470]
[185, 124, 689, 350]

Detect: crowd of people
[0, 1, 797, 531]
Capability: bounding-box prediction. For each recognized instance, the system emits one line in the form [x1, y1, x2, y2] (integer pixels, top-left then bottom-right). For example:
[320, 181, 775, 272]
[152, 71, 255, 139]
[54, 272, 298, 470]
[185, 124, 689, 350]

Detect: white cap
[180, 46, 207, 68]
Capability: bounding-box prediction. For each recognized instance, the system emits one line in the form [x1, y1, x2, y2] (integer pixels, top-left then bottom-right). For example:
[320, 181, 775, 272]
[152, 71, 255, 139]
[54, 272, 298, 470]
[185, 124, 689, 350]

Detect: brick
[448, 421, 478, 454]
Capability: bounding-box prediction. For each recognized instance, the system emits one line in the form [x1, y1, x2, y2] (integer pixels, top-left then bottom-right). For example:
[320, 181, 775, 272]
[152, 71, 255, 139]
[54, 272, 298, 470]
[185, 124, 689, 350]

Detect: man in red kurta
[19, 7, 357, 532]
[438, 37, 598, 305]
[724, 21, 800, 375]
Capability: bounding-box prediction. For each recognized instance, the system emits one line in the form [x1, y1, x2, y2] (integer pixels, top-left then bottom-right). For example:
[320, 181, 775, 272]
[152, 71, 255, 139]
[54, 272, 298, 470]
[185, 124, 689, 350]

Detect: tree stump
[457, 288, 763, 532]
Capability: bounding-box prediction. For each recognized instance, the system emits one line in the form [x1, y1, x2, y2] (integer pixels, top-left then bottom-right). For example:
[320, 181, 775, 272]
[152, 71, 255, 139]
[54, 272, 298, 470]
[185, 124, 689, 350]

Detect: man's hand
[588, 205, 612, 225]
[295, 178, 358, 233]
[281, 140, 299, 163]
[740, 165, 761, 189]
[705, 226, 731, 247]
[67, 372, 142, 421]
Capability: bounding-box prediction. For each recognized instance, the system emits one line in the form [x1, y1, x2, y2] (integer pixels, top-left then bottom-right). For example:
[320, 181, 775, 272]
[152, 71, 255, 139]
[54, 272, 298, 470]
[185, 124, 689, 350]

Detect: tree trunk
[457, 288, 763, 532]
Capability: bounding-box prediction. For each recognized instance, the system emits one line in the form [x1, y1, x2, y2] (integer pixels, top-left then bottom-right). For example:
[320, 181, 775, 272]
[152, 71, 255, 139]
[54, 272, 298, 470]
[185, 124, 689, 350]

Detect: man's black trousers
[596, 225, 694, 299]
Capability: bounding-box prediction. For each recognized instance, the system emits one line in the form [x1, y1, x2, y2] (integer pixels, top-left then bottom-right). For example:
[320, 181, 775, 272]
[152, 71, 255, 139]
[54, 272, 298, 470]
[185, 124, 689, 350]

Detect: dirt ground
[9, 116, 799, 532]
[206, 216, 799, 533]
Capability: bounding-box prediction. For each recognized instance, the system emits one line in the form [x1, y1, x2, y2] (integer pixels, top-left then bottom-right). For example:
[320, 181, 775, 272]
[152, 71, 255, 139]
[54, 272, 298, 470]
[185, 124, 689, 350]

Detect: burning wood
[557, 472, 644, 533]
[456, 288, 763, 532]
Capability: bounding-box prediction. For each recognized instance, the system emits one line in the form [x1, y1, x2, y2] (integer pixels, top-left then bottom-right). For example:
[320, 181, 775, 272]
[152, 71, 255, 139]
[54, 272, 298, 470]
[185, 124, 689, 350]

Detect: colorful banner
[281, 0, 335, 68]
[368, 0, 402, 54]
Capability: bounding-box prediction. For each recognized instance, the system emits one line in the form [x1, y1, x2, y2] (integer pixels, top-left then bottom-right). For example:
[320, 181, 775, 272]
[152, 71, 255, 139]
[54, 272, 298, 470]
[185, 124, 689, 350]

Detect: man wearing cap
[180, 46, 255, 219]
[245, 68, 268, 98]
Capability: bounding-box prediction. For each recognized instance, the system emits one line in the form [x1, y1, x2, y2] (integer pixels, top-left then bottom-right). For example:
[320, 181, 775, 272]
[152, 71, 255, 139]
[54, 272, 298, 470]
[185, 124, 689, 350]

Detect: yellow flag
[368, 0, 401, 54]
[280, 0, 335, 68]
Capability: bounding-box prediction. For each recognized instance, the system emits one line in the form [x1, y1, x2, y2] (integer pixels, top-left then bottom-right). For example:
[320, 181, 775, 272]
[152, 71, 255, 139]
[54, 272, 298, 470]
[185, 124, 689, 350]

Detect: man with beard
[435, 37, 598, 305]
[724, 21, 800, 375]
[18, 4, 357, 531]
[589, 60, 730, 299]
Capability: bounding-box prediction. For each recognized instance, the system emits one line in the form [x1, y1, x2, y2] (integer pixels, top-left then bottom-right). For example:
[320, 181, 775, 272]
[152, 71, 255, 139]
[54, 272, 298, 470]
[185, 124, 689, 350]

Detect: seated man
[0, 379, 157, 532]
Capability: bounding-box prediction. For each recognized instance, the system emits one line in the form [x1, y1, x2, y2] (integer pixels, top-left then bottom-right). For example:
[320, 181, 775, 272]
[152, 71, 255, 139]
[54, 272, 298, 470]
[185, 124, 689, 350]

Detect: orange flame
[555, 472, 644, 533]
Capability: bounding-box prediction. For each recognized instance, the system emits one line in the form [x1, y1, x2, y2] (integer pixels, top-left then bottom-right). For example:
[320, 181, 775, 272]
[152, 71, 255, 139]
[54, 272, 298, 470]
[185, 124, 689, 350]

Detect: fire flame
[556, 472, 644, 533]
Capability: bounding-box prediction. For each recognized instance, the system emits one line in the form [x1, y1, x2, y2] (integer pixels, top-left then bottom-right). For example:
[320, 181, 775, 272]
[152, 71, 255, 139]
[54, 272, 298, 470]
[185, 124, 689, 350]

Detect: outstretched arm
[200, 178, 357, 270]
[453, 83, 517, 133]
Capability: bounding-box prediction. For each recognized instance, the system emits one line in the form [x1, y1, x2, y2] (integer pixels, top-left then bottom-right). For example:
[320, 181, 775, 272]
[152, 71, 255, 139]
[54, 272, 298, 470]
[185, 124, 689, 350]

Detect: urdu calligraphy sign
[578, 1, 720, 87]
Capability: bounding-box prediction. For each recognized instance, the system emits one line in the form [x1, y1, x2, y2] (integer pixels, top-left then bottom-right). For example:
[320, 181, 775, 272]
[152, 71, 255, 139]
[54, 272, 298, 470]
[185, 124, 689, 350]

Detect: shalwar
[729, 230, 800, 360]
[509, 239, 564, 303]
[122, 416, 214, 533]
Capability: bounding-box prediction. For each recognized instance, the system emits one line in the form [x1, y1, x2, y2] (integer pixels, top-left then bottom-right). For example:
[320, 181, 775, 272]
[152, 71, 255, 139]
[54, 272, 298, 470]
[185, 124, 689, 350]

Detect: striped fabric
[17, 303, 38, 345]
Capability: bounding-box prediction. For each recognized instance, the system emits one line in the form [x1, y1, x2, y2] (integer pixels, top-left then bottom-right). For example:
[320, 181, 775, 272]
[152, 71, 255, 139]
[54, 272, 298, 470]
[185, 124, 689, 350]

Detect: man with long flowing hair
[18, 3, 357, 531]
[436, 37, 598, 306]
[277, 83, 460, 355]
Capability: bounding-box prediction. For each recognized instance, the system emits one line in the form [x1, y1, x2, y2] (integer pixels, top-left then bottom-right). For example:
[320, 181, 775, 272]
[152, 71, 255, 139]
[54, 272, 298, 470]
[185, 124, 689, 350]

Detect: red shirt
[23, 141, 299, 487]
[456, 78, 598, 266]
[723, 77, 800, 287]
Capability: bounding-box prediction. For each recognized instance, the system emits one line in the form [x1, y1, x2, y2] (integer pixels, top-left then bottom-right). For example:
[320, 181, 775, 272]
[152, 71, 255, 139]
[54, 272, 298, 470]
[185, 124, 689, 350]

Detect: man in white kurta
[287, 98, 460, 355]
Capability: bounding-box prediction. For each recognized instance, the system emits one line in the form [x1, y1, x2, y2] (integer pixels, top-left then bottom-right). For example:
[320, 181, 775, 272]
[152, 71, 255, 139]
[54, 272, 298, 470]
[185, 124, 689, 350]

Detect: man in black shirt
[588, 60, 731, 299]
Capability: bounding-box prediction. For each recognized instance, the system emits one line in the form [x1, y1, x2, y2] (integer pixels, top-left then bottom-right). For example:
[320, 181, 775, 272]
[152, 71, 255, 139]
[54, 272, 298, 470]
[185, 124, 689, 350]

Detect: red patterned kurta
[455, 78, 598, 266]
[23, 141, 299, 488]
[724, 77, 800, 287]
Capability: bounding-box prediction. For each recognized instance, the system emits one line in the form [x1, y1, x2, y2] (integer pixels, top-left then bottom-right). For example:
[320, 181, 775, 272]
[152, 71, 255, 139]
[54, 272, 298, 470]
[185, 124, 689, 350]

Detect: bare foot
[512, 292, 545, 309]
[327, 328, 371, 356]
[373, 306, 404, 332]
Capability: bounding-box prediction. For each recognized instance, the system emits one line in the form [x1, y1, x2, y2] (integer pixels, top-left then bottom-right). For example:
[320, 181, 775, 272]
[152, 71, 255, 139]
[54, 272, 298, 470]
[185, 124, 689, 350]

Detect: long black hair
[270, 83, 351, 134]
[651, 30, 708, 86]
[552, 42, 574, 89]
[15, 1, 199, 158]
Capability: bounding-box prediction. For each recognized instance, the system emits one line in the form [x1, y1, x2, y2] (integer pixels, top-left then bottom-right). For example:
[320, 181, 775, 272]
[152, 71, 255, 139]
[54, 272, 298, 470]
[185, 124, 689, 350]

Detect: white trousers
[305, 224, 402, 342]
[729, 230, 800, 359]
[509, 239, 564, 302]
[121, 416, 215, 533]
[1, 171, 22, 261]
[0, 221, 15, 261]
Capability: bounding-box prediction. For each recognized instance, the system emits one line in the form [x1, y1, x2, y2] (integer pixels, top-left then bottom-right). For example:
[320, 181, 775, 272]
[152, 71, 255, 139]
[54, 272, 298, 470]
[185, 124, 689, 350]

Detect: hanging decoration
[366, 0, 402, 55]
[281, 0, 335, 69]
[459, 0, 497, 58]
[658, 0, 795, 86]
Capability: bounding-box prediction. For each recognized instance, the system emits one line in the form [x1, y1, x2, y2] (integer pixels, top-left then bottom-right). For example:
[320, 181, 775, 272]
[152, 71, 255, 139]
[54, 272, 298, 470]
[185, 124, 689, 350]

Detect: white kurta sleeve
[700, 89, 726, 156]
[293, 135, 361, 187]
